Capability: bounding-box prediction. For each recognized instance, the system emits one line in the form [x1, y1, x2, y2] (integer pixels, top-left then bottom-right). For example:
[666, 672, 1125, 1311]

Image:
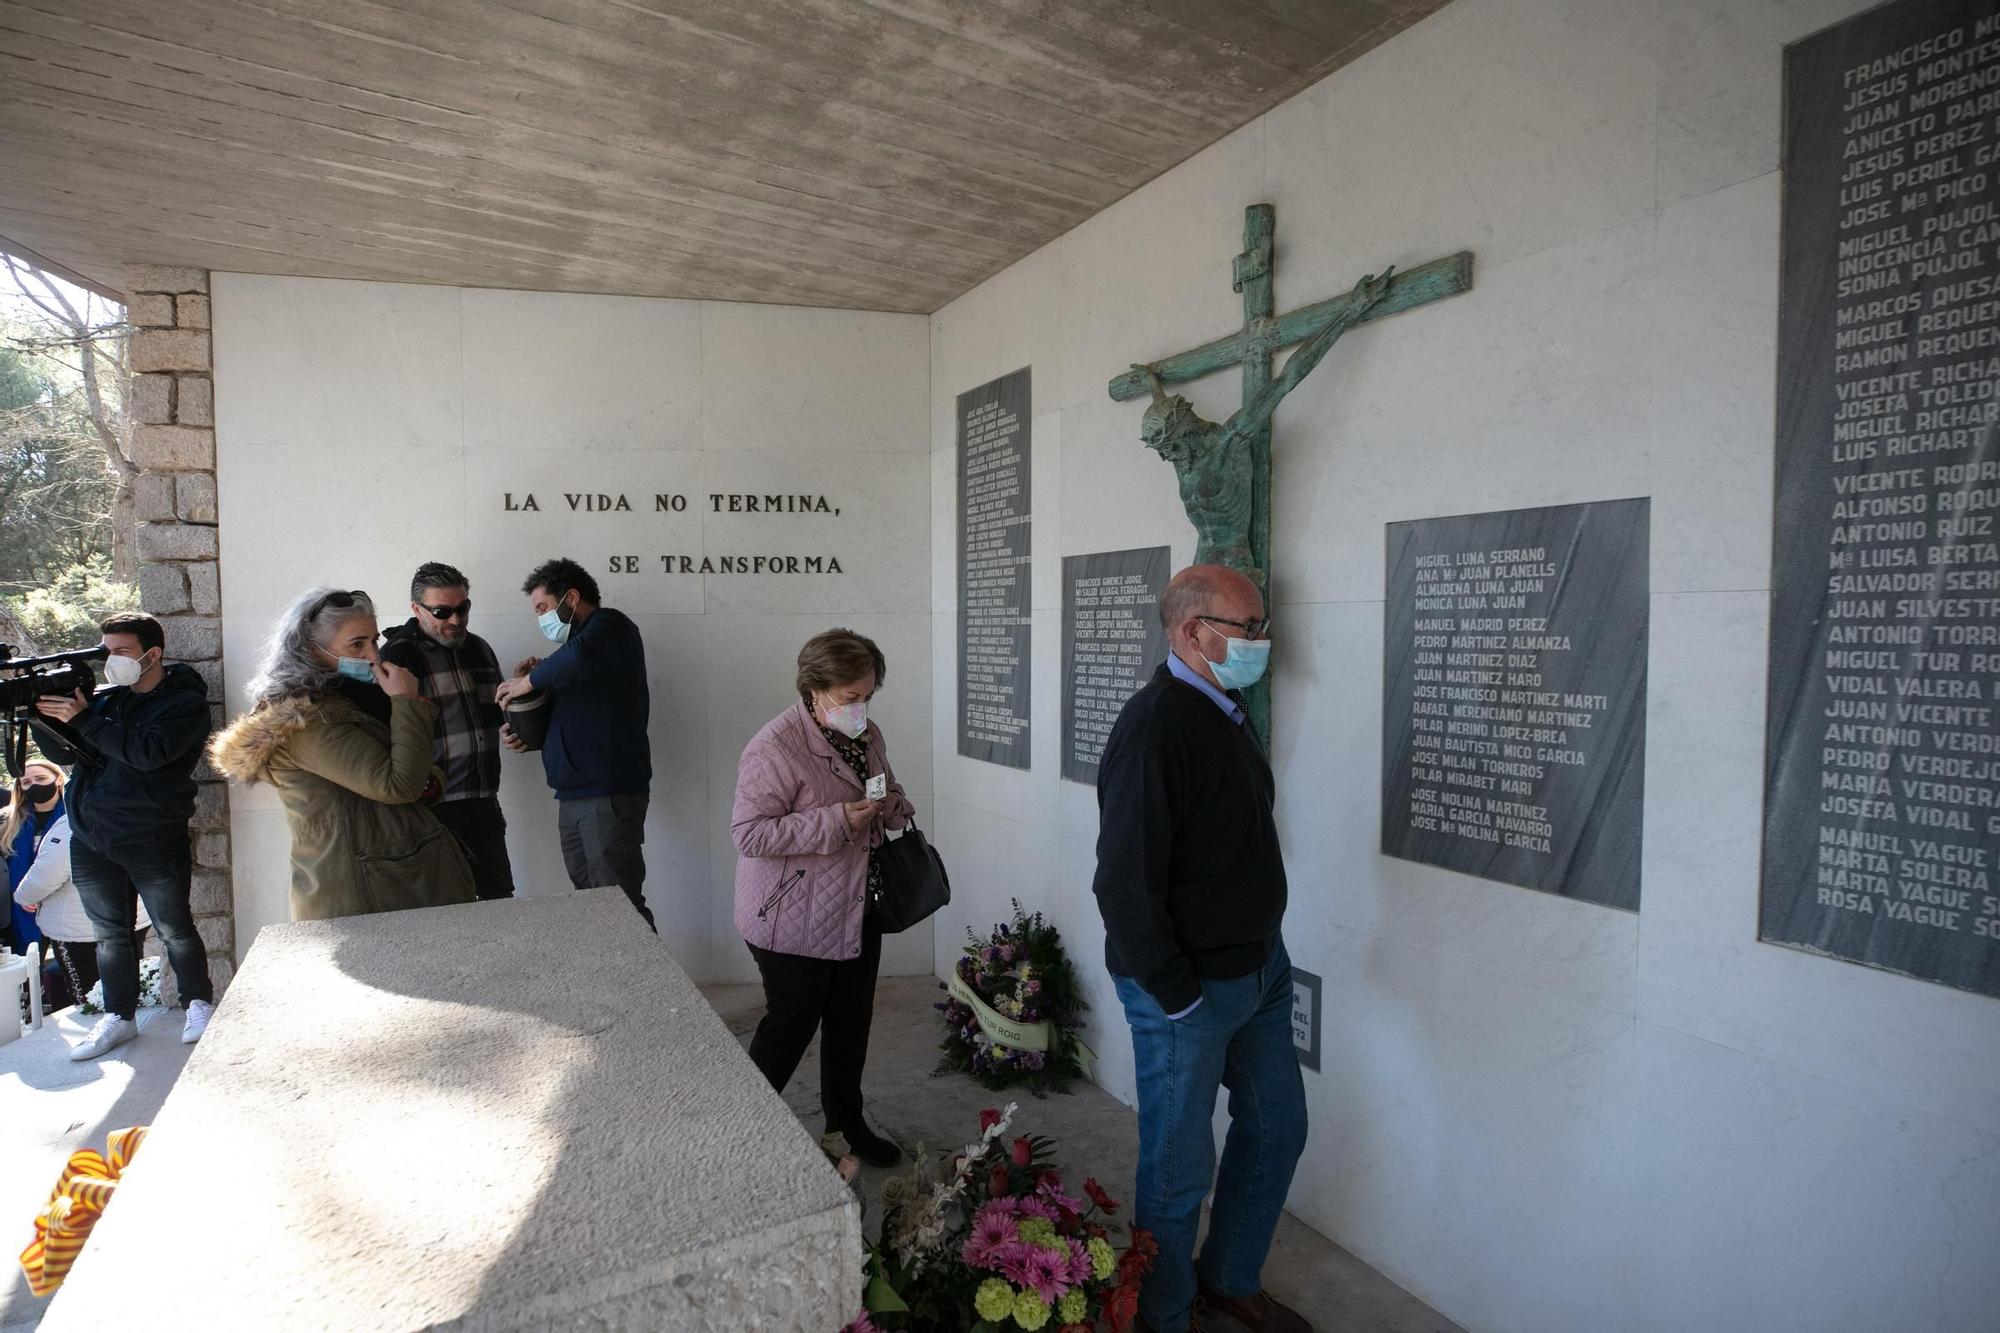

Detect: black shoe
[837, 1122, 902, 1168]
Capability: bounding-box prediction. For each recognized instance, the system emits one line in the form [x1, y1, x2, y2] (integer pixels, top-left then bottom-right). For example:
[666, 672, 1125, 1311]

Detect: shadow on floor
[704, 975, 1464, 1333]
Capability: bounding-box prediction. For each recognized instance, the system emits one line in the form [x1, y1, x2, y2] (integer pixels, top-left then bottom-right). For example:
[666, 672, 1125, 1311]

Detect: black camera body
[0, 642, 108, 714]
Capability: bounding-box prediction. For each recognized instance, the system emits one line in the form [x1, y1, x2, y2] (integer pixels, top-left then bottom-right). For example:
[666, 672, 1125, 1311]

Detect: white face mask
[104, 652, 147, 687]
[820, 698, 869, 739]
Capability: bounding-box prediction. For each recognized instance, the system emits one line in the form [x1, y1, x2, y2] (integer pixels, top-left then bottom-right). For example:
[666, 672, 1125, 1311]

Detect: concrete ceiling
[0, 1, 1447, 313]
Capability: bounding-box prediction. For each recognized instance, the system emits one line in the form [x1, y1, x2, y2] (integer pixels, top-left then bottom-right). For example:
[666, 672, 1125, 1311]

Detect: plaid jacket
[379, 619, 504, 802]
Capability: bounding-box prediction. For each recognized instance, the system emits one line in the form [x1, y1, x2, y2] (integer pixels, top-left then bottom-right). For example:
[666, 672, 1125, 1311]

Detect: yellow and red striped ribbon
[19, 1126, 147, 1297]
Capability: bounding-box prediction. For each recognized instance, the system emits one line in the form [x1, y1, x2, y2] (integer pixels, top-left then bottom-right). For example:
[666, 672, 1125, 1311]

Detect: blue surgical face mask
[336, 657, 376, 683]
[538, 597, 573, 645]
[1200, 623, 1272, 691]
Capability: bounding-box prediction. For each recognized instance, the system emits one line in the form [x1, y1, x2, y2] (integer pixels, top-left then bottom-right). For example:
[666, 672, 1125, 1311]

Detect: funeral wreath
[936, 902, 1091, 1096]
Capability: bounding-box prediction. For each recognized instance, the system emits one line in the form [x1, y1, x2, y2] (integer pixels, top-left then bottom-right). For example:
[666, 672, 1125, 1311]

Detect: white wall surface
[212, 277, 933, 984]
[927, 1, 2000, 1330]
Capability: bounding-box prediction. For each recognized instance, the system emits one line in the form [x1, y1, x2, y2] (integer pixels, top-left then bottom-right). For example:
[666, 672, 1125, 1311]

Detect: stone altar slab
[1763, 0, 2000, 999]
[42, 890, 861, 1331]
[1382, 499, 1649, 911]
[957, 367, 1033, 769]
[1062, 545, 1170, 784]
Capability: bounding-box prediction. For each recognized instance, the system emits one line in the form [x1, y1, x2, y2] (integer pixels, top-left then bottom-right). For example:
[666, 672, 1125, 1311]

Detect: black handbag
[872, 819, 951, 933]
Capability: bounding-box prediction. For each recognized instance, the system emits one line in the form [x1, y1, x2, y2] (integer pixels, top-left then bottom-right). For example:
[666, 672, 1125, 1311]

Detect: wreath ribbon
[19, 1126, 147, 1296]
[947, 971, 1096, 1066]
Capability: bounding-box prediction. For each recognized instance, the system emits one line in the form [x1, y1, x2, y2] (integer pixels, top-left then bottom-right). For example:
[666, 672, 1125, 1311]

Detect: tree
[0, 344, 121, 593]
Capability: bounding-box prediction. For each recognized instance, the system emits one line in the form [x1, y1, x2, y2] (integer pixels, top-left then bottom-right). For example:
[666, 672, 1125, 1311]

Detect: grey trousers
[558, 793, 653, 929]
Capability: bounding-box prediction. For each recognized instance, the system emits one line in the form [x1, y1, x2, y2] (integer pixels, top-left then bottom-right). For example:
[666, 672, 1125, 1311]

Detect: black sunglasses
[1199, 614, 1271, 640]
[418, 599, 471, 621]
[307, 589, 365, 620]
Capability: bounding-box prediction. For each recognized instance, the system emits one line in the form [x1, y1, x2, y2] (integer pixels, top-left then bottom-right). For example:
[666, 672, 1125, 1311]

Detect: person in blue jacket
[495, 558, 654, 928]
[33, 612, 216, 1060]
[3, 756, 65, 956]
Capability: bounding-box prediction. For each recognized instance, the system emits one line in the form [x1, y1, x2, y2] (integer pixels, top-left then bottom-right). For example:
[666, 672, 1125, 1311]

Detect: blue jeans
[1115, 938, 1308, 1332]
[71, 829, 212, 1020]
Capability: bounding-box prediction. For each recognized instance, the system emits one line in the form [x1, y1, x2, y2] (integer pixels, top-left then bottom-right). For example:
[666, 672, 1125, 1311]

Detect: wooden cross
[1108, 203, 1473, 745]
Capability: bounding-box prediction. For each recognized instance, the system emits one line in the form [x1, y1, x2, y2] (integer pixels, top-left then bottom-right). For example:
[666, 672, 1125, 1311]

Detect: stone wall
[126, 264, 233, 993]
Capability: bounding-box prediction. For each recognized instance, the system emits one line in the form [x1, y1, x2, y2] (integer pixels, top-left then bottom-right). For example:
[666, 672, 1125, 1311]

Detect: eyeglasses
[418, 600, 471, 622]
[1199, 614, 1270, 640]
[306, 589, 365, 620]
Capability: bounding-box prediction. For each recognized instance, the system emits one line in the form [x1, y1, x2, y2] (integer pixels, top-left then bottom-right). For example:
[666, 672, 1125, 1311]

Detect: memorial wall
[927, 0, 2000, 1330]
[211, 277, 935, 984]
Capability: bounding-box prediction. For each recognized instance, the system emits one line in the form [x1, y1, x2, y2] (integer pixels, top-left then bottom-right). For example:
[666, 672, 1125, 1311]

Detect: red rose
[988, 1165, 1011, 1197]
[1011, 1137, 1034, 1167]
[979, 1108, 1002, 1132]
[1084, 1177, 1120, 1214]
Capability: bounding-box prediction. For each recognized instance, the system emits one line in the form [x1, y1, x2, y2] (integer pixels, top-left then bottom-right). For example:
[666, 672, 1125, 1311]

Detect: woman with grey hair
[211, 587, 473, 920]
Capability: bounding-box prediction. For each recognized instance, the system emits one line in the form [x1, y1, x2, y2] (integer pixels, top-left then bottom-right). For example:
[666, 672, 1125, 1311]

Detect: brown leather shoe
[1195, 1285, 1311, 1333]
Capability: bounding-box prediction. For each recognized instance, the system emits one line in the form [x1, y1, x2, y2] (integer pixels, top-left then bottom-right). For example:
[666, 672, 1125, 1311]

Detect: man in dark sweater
[495, 558, 654, 928]
[1092, 564, 1308, 1333]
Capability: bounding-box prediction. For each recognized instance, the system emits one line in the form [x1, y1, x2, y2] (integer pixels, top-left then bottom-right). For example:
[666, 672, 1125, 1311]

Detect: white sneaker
[70, 1014, 139, 1062]
[182, 999, 215, 1044]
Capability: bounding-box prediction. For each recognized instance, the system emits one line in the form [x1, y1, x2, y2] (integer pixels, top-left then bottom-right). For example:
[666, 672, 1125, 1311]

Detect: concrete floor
[0, 1005, 193, 1333]
[705, 975, 1463, 1333]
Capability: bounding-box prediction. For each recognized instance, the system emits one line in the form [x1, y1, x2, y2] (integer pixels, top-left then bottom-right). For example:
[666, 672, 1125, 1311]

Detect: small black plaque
[957, 368, 1032, 769]
[1763, 0, 2000, 999]
[1290, 967, 1323, 1072]
[1382, 499, 1650, 911]
[1062, 546, 1171, 784]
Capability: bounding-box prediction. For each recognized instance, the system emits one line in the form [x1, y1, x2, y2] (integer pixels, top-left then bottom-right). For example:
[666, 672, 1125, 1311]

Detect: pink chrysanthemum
[1014, 1194, 1060, 1222]
[1065, 1237, 1094, 1286]
[1036, 1175, 1085, 1215]
[963, 1200, 1023, 1267]
[1020, 1243, 1073, 1303]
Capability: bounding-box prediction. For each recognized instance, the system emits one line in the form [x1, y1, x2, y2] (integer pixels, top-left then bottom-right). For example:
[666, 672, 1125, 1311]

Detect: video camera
[0, 643, 108, 779]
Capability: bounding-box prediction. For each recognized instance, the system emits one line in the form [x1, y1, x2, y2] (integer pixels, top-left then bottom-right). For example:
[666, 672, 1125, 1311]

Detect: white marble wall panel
[211, 275, 462, 451]
[925, 0, 1998, 1327]
[461, 289, 703, 452]
[702, 303, 928, 454]
[213, 275, 932, 981]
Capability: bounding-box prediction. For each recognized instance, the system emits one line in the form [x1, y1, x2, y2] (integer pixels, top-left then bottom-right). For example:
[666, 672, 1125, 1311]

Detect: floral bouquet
[848, 1104, 1156, 1333]
[79, 955, 162, 1014]
[936, 901, 1090, 1096]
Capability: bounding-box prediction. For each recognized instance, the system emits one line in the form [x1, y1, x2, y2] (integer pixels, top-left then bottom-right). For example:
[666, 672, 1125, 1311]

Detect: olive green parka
[211, 691, 474, 921]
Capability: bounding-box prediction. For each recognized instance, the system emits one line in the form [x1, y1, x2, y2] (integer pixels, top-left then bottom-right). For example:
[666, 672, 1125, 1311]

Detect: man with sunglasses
[1091, 564, 1309, 1333]
[379, 562, 515, 900]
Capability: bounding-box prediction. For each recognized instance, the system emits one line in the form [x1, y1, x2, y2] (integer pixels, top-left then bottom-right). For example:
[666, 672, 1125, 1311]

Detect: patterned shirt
[380, 621, 504, 802]
[818, 716, 885, 903]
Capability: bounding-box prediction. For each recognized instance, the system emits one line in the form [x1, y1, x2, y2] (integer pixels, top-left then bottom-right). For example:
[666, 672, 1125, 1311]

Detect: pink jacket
[732, 700, 914, 960]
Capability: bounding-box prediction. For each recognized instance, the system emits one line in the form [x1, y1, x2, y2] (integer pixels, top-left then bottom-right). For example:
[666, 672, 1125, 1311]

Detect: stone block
[129, 374, 174, 425]
[186, 560, 221, 614]
[194, 914, 234, 956]
[130, 424, 214, 471]
[135, 523, 217, 562]
[176, 294, 211, 330]
[176, 375, 213, 427]
[124, 265, 207, 295]
[196, 832, 230, 869]
[190, 870, 233, 916]
[40, 891, 863, 1329]
[209, 702, 226, 732]
[192, 780, 228, 831]
[130, 329, 210, 374]
[176, 472, 217, 523]
[128, 293, 176, 329]
[162, 615, 222, 661]
[138, 564, 189, 615]
[187, 657, 223, 701]
[133, 471, 177, 520]
[210, 958, 235, 996]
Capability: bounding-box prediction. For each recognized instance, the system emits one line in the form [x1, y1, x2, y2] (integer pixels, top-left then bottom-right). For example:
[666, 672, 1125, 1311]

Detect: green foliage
[0, 344, 120, 595]
[9, 555, 137, 650]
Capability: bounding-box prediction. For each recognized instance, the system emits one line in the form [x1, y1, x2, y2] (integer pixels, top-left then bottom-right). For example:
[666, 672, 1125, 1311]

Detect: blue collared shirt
[1165, 653, 1245, 726]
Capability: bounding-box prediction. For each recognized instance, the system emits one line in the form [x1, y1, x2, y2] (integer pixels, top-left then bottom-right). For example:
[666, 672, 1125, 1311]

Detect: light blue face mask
[538, 600, 572, 645]
[335, 657, 376, 683]
[1201, 623, 1272, 691]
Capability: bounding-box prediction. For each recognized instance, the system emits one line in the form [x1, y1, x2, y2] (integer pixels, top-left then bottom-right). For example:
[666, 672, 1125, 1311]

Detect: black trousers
[746, 918, 882, 1133]
[434, 797, 517, 901]
[44, 931, 148, 1012]
[71, 828, 211, 1020]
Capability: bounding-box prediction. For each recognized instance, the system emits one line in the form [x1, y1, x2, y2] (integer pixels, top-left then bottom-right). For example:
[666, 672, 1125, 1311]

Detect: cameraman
[32, 612, 216, 1061]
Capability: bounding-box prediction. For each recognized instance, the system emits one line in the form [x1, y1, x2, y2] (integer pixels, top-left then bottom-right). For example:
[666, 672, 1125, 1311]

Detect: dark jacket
[379, 619, 504, 803]
[1091, 663, 1288, 1014]
[32, 664, 210, 850]
[527, 606, 651, 801]
[209, 691, 474, 921]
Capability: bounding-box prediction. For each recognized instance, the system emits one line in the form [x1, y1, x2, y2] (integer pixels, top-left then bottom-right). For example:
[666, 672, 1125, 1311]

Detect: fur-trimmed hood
[209, 695, 324, 785]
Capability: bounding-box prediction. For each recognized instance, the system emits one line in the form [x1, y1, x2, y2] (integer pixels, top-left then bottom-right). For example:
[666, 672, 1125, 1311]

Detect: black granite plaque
[957, 367, 1032, 769]
[1062, 546, 1171, 784]
[1382, 499, 1649, 910]
[1290, 967, 1323, 1073]
[1764, 0, 2000, 999]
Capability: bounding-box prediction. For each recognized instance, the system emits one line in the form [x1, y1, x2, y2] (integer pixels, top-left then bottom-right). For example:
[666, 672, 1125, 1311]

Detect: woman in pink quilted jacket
[732, 628, 914, 1167]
